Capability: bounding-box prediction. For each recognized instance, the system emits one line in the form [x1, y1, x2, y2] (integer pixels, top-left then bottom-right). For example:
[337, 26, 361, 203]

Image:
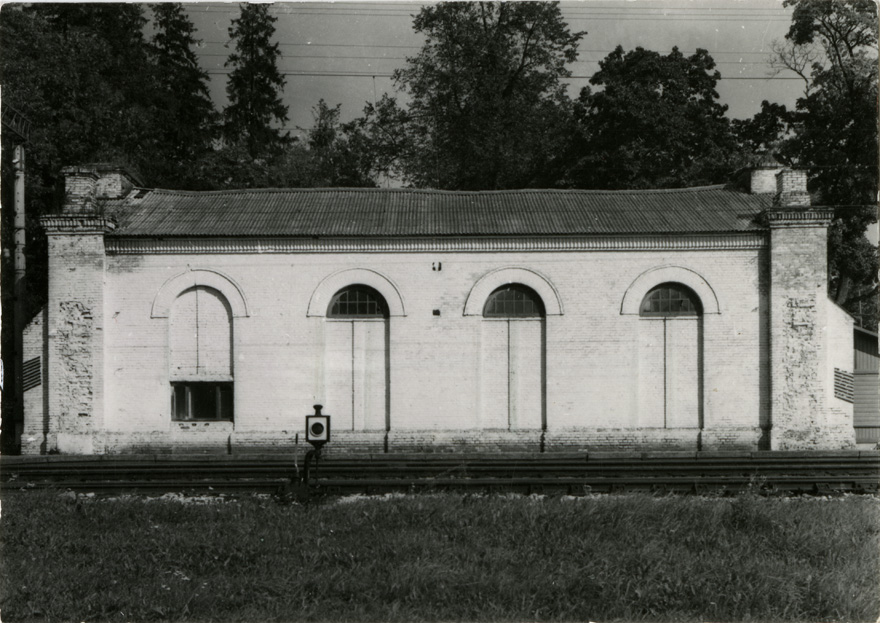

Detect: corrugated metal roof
[106, 186, 772, 237]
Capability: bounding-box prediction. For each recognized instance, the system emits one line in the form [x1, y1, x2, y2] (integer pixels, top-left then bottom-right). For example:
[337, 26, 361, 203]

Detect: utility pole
[12, 144, 26, 445]
[2, 103, 31, 451]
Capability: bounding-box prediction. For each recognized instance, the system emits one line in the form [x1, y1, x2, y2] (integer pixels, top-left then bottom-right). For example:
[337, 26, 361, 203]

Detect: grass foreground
[1, 489, 878, 622]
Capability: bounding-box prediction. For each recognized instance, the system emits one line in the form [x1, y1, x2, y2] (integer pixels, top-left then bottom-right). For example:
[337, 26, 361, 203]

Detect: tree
[303, 100, 375, 187]
[149, 3, 219, 185]
[190, 101, 376, 191]
[770, 0, 878, 322]
[731, 100, 791, 156]
[351, 2, 583, 190]
[565, 46, 739, 189]
[1, 4, 162, 175]
[223, 4, 289, 157]
[0, 3, 162, 294]
[341, 94, 418, 185]
[39, 3, 154, 108]
[0, 3, 165, 450]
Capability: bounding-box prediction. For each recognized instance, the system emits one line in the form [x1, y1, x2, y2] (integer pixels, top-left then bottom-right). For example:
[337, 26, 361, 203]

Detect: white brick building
[20, 164, 856, 454]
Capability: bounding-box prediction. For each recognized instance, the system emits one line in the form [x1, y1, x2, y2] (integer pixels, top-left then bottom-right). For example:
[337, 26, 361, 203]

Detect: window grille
[22, 357, 41, 392]
[640, 283, 702, 317]
[171, 382, 234, 421]
[483, 284, 545, 318]
[834, 368, 854, 403]
[328, 285, 388, 318]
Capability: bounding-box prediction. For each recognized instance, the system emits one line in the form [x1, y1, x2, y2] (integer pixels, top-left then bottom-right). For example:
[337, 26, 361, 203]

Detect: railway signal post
[303, 405, 331, 488]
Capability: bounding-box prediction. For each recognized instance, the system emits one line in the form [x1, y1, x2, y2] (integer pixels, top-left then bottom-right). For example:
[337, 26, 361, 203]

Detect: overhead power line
[200, 10, 793, 22]
[200, 42, 779, 57]
[199, 52, 775, 66]
[192, 2, 790, 9]
[204, 69, 807, 81]
[199, 42, 782, 62]
[191, 5, 790, 16]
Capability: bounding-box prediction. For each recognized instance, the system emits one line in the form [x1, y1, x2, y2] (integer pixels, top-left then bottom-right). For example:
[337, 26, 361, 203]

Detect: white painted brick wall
[666, 317, 700, 428]
[827, 301, 855, 439]
[89, 248, 770, 452]
[169, 286, 233, 379]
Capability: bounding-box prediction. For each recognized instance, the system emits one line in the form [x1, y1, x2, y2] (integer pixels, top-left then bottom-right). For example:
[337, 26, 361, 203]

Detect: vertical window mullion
[328, 285, 389, 319]
[194, 287, 200, 374]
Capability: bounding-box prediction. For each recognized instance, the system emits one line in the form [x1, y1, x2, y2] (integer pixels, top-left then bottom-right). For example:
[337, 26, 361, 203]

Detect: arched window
[328, 285, 388, 318]
[640, 284, 702, 317]
[169, 286, 233, 422]
[481, 284, 545, 430]
[324, 285, 389, 431]
[483, 284, 546, 318]
[638, 282, 702, 431]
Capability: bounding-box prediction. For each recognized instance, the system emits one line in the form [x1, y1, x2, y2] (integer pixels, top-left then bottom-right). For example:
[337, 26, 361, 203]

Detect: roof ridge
[142, 184, 734, 196]
[109, 229, 762, 239]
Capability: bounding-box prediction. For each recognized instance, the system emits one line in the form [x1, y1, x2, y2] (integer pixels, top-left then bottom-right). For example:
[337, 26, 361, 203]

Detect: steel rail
[2, 453, 878, 495]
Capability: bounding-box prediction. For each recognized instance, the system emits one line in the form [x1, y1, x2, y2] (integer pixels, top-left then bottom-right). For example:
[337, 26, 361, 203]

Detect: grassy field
[1, 489, 878, 622]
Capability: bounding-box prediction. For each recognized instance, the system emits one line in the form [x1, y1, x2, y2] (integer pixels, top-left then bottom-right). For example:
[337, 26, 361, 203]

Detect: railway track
[2, 451, 879, 495]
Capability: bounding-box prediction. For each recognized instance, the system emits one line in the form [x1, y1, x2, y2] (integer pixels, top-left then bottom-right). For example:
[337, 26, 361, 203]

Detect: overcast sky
[169, 0, 805, 140]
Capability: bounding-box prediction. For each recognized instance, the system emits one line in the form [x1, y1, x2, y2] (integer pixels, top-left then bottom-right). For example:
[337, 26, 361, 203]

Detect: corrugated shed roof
[106, 186, 772, 237]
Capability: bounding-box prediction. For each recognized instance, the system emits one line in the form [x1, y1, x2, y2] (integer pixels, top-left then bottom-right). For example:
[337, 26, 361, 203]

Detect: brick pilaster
[40, 214, 115, 453]
[766, 205, 850, 449]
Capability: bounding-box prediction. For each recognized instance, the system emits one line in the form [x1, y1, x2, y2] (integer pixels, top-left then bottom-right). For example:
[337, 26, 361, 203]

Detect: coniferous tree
[223, 3, 289, 157]
[149, 3, 218, 183]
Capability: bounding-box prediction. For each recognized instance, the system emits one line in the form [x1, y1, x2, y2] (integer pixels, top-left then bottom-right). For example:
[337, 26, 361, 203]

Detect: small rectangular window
[171, 382, 234, 421]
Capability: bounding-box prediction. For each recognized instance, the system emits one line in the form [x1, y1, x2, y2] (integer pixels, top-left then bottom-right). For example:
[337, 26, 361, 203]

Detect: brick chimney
[93, 163, 143, 199]
[747, 152, 784, 194]
[61, 164, 143, 214]
[61, 166, 99, 214]
[774, 168, 810, 207]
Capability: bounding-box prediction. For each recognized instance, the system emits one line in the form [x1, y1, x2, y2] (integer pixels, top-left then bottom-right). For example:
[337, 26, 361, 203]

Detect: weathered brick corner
[38, 166, 124, 454]
[765, 169, 854, 450]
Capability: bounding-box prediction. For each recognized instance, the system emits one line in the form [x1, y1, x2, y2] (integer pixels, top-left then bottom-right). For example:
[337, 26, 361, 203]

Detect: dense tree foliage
[0, 3, 167, 449]
[349, 2, 583, 189]
[304, 100, 375, 187]
[731, 100, 791, 156]
[341, 94, 417, 186]
[565, 46, 739, 189]
[190, 101, 375, 190]
[780, 0, 877, 206]
[223, 4, 289, 157]
[149, 3, 219, 186]
[1, 5, 158, 184]
[0, 4, 161, 310]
